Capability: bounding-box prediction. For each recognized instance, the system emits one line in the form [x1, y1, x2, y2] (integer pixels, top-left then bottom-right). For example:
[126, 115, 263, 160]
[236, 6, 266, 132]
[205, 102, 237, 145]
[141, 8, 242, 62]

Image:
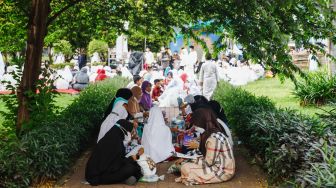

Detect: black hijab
[85, 119, 134, 185]
[191, 108, 226, 156]
[190, 95, 209, 112]
[208, 100, 229, 124]
[102, 88, 133, 121]
[194, 95, 208, 104]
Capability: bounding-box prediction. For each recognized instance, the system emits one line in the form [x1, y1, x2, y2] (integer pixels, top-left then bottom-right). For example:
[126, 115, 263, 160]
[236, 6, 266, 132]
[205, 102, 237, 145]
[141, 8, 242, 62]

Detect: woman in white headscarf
[158, 71, 185, 107]
[141, 106, 175, 163]
[54, 69, 69, 89]
[97, 95, 130, 143]
[1, 65, 18, 89]
[63, 65, 73, 82]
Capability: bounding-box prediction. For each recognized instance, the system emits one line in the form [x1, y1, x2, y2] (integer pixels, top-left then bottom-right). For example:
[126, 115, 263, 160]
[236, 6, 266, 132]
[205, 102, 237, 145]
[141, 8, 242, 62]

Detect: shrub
[53, 40, 74, 62]
[88, 39, 108, 62]
[297, 145, 336, 187]
[91, 62, 107, 66]
[295, 134, 336, 187]
[213, 81, 336, 186]
[318, 107, 336, 135]
[213, 82, 276, 146]
[0, 77, 129, 187]
[250, 109, 320, 182]
[49, 62, 75, 70]
[293, 71, 336, 106]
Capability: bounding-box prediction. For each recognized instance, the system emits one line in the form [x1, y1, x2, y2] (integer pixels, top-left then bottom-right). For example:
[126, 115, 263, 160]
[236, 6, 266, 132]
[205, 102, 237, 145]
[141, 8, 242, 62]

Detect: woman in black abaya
[85, 119, 142, 186]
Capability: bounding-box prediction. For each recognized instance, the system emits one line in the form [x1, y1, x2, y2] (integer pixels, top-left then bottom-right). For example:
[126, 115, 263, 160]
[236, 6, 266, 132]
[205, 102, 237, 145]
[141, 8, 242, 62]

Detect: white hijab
[120, 66, 133, 79]
[159, 77, 184, 107]
[217, 118, 233, 147]
[63, 66, 73, 82]
[97, 100, 128, 142]
[142, 106, 174, 163]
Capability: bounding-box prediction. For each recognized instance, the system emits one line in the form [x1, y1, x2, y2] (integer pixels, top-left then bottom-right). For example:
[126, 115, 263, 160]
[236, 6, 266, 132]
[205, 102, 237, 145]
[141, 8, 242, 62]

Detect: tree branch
[47, 0, 85, 26]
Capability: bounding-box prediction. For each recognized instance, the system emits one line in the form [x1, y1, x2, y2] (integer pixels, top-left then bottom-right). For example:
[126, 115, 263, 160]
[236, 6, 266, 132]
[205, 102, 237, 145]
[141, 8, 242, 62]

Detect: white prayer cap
[184, 94, 195, 104]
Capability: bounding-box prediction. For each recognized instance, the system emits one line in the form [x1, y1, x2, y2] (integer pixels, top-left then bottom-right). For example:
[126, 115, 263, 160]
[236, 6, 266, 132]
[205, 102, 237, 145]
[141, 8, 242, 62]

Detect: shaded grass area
[0, 99, 6, 126]
[53, 94, 78, 109]
[241, 77, 335, 116]
[0, 94, 77, 127]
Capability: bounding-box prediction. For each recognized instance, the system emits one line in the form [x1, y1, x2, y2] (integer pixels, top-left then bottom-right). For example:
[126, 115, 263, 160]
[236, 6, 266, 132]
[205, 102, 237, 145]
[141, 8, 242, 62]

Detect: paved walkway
[58, 144, 267, 188]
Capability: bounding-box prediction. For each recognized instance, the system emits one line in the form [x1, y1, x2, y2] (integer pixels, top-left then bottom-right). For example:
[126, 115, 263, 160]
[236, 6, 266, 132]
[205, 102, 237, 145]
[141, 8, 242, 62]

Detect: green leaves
[0, 0, 28, 53]
[0, 77, 129, 187]
[53, 40, 73, 62]
[87, 39, 108, 62]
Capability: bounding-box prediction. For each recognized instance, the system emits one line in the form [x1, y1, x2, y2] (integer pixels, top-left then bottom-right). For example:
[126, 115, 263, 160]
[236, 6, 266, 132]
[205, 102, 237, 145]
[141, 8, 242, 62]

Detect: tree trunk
[17, 0, 50, 135]
[48, 46, 53, 63]
[331, 0, 336, 75]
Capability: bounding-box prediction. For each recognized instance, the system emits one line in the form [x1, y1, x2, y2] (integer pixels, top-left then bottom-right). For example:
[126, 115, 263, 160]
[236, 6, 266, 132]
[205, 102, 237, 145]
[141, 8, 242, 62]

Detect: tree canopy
[1, 0, 335, 132]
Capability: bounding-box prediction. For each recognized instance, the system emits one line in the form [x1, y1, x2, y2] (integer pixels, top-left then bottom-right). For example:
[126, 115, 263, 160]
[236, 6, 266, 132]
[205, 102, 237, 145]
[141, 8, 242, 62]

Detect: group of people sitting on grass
[85, 85, 235, 186]
[52, 64, 121, 91]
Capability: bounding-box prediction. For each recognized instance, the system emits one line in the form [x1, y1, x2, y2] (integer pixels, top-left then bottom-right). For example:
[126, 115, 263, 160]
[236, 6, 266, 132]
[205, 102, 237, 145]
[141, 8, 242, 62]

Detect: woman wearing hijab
[86, 119, 142, 186]
[97, 88, 133, 142]
[139, 81, 152, 111]
[126, 86, 145, 138]
[127, 86, 142, 116]
[180, 73, 189, 91]
[163, 71, 173, 86]
[176, 108, 235, 186]
[208, 100, 228, 124]
[190, 95, 209, 112]
[63, 65, 73, 83]
[141, 106, 175, 163]
[102, 88, 133, 122]
[95, 69, 108, 81]
[72, 67, 90, 91]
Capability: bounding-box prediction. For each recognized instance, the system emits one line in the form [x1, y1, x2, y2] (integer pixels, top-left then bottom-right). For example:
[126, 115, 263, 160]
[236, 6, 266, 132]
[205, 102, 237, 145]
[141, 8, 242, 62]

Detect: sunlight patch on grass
[241, 77, 335, 116]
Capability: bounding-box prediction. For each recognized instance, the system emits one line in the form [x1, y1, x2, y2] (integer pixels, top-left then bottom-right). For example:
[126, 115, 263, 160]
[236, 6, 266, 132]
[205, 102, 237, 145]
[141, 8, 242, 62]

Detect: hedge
[213, 82, 336, 187]
[49, 62, 75, 70]
[0, 77, 129, 187]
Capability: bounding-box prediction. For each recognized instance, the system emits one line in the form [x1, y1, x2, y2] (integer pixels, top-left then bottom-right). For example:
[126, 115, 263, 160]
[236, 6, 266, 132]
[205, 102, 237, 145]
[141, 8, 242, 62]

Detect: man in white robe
[185, 46, 197, 78]
[144, 47, 155, 67]
[199, 54, 220, 100]
[179, 47, 188, 69]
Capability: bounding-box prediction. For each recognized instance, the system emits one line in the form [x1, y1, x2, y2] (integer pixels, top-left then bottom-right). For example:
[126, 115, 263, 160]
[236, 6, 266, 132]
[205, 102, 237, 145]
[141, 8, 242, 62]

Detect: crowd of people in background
[0, 44, 324, 94]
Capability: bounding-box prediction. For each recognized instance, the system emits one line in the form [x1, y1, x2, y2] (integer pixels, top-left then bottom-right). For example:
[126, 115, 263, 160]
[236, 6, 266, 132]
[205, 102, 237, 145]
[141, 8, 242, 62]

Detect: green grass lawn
[241, 77, 335, 117]
[0, 94, 77, 127]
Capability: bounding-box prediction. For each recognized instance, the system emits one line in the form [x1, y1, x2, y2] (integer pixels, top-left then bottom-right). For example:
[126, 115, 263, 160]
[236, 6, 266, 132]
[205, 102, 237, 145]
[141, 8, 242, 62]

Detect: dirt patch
[58, 144, 267, 188]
